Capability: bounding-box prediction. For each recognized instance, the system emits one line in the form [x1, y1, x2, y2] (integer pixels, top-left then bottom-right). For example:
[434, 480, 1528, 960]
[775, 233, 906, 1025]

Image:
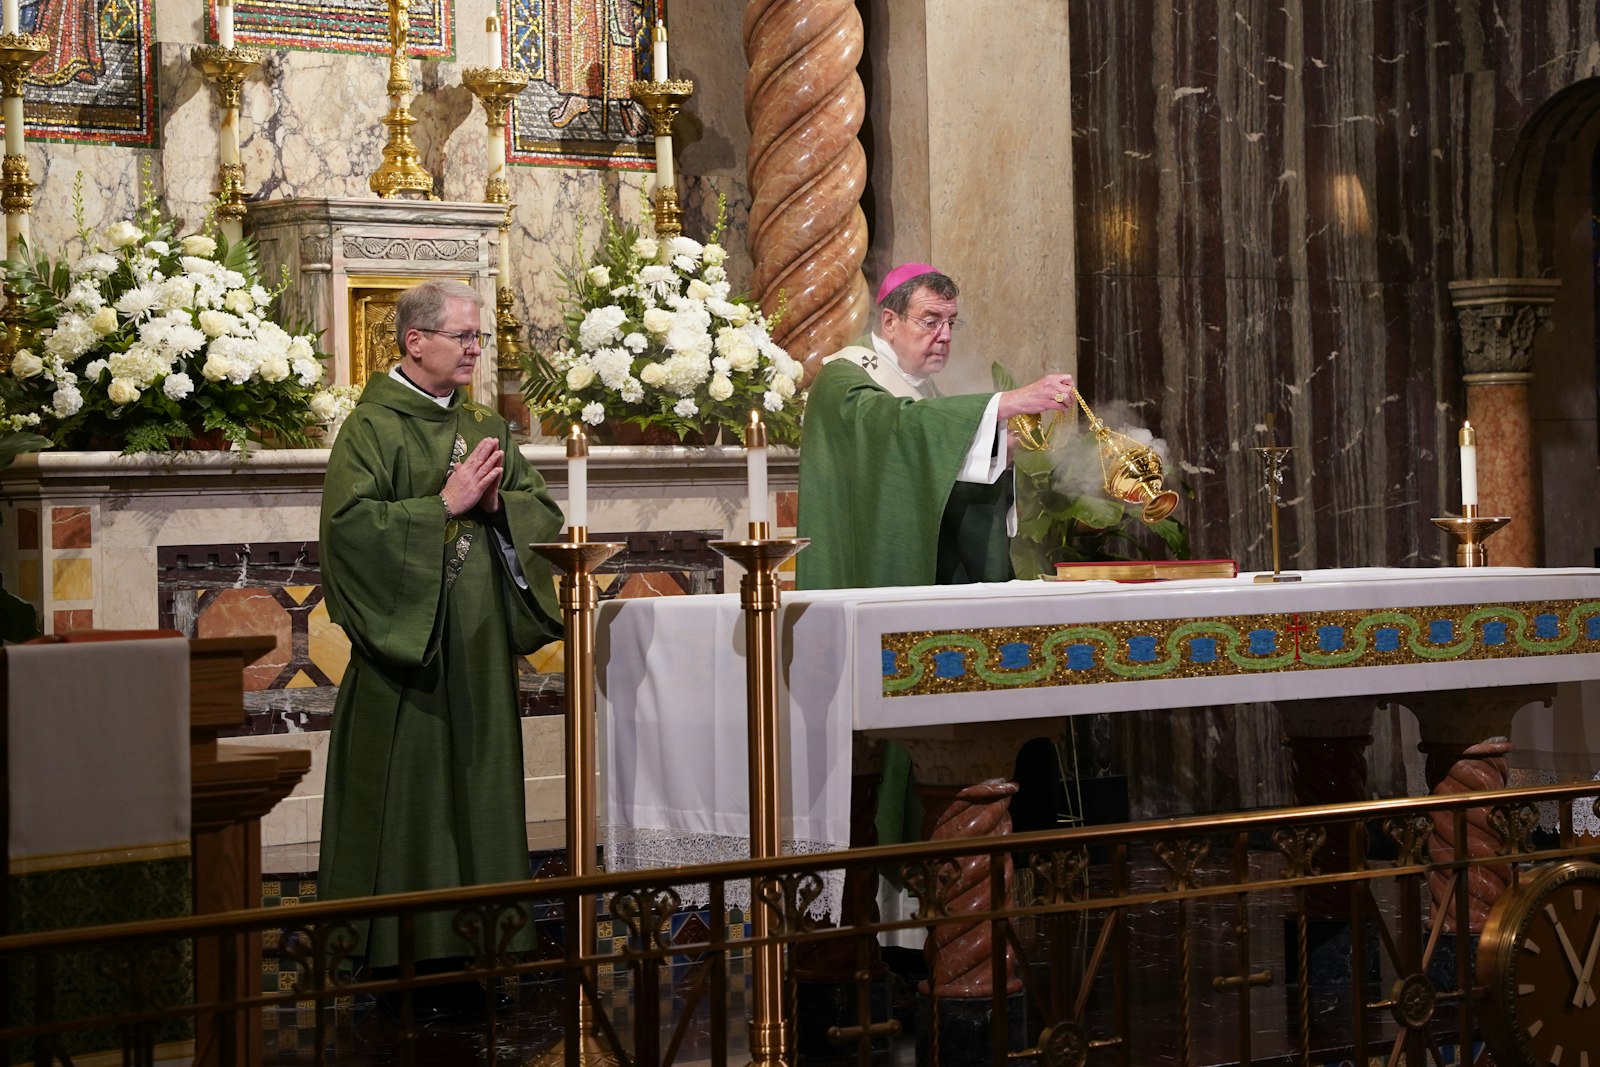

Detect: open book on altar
[1044, 559, 1240, 582]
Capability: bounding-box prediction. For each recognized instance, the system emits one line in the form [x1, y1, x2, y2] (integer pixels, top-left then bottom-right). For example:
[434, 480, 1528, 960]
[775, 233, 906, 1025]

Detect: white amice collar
[389, 365, 453, 407]
[871, 333, 931, 392]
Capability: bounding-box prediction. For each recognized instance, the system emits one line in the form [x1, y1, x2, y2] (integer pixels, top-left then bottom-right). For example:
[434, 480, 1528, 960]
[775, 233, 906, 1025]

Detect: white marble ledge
[0, 445, 799, 495]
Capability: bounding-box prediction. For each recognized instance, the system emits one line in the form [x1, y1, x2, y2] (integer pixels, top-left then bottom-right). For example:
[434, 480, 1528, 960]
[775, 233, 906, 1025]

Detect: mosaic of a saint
[24, 0, 105, 86]
[541, 0, 647, 136]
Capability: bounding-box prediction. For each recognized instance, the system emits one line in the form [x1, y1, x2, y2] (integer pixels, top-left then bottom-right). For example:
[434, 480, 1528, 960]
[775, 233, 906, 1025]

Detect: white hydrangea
[44, 316, 98, 360]
[622, 332, 648, 352]
[578, 305, 627, 349]
[75, 252, 117, 277]
[589, 347, 634, 390]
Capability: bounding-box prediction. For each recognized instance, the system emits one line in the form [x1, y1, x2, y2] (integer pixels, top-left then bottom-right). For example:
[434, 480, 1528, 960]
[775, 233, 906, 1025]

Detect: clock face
[1481, 862, 1600, 1067]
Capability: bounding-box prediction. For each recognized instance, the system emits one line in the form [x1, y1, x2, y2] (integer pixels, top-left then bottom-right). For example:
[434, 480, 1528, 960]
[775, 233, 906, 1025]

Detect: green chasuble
[796, 358, 1013, 590]
[318, 374, 562, 967]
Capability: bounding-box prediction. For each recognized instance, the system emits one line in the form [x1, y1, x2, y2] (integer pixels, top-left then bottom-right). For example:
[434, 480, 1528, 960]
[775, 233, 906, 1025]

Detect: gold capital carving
[0, 34, 50, 97]
[1448, 278, 1561, 378]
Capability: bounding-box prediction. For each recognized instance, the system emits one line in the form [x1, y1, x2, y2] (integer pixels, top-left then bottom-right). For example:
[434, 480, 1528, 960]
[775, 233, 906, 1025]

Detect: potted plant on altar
[2, 175, 342, 454]
[521, 197, 805, 446]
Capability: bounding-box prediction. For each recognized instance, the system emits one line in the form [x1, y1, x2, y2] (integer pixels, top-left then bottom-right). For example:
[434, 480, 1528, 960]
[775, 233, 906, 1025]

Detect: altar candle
[217, 0, 234, 49]
[746, 409, 768, 527]
[652, 19, 668, 81]
[2, 0, 18, 36]
[567, 423, 588, 531]
[486, 13, 502, 69]
[1460, 420, 1478, 507]
[3, 96, 22, 157]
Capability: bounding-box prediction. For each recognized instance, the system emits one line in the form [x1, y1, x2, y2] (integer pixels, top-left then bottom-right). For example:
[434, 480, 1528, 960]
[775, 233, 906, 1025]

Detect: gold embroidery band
[9, 839, 191, 876]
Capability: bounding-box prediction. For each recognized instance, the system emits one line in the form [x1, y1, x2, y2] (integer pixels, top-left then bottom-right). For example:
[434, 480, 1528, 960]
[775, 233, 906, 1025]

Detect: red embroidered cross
[1284, 613, 1310, 662]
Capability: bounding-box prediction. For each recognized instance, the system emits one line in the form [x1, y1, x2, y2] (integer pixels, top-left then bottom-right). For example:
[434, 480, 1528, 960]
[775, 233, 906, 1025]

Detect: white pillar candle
[747, 410, 769, 527]
[217, 0, 234, 49]
[486, 13, 502, 69]
[654, 133, 674, 189]
[653, 19, 668, 81]
[567, 424, 588, 530]
[3, 0, 18, 36]
[3, 95, 23, 156]
[1459, 420, 1478, 508]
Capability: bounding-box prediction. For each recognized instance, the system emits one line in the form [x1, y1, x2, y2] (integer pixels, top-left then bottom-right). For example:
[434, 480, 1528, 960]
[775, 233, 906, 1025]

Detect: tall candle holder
[1431, 505, 1510, 567]
[709, 513, 807, 1067]
[369, 0, 435, 199]
[0, 32, 48, 259]
[192, 45, 265, 244]
[530, 523, 624, 1066]
[463, 66, 530, 373]
[627, 78, 694, 237]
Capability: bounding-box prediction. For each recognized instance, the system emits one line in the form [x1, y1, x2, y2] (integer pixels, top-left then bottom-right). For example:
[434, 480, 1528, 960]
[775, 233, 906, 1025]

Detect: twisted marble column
[743, 0, 871, 382]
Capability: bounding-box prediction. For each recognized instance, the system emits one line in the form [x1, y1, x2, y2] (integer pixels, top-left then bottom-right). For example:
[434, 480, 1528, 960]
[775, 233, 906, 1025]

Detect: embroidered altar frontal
[883, 598, 1600, 697]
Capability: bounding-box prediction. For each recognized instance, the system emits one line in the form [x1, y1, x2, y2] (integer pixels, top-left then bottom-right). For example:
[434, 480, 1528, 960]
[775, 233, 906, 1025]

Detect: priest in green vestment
[796, 264, 1078, 589]
[318, 280, 563, 973]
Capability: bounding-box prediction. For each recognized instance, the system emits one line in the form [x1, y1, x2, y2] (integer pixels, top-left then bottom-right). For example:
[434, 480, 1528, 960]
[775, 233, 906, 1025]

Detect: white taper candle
[217, 0, 234, 49]
[652, 19, 668, 81]
[746, 410, 769, 527]
[1459, 420, 1478, 508]
[486, 13, 502, 69]
[567, 424, 588, 530]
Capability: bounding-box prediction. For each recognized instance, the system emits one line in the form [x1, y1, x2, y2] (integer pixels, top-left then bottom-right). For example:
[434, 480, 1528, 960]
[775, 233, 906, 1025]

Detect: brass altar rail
[3, 780, 1599, 1067]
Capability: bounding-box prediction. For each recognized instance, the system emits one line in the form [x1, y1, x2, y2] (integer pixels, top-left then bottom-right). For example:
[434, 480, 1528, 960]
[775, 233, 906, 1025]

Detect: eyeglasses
[897, 313, 965, 335]
[417, 329, 493, 350]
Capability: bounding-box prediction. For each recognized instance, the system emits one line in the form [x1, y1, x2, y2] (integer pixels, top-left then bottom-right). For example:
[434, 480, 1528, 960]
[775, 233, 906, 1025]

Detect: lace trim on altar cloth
[601, 826, 846, 921]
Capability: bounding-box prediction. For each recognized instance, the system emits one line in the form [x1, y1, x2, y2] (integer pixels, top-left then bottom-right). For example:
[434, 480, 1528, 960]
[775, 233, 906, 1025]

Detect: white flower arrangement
[524, 198, 804, 445]
[3, 174, 339, 453]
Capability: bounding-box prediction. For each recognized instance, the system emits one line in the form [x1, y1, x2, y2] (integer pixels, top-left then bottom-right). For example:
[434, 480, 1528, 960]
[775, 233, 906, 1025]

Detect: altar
[597, 566, 1600, 914]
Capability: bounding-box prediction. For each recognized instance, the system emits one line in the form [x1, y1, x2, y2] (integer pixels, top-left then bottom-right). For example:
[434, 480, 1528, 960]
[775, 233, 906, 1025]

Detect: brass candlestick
[0, 33, 48, 259]
[709, 527, 807, 1067]
[1431, 505, 1510, 567]
[369, 0, 435, 199]
[463, 65, 530, 375]
[530, 520, 624, 1066]
[192, 45, 265, 244]
[627, 78, 694, 237]
[1251, 414, 1300, 583]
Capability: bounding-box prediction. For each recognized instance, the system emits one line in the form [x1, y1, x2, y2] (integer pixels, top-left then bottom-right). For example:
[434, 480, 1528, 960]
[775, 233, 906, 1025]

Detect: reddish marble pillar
[1395, 685, 1553, 932]
[742, 0, 872, 382]
[1448, 279, 1559, 567]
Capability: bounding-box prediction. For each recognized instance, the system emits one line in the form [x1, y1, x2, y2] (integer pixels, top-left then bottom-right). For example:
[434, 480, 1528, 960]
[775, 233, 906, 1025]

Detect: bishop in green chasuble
[318, 284, 563, 967]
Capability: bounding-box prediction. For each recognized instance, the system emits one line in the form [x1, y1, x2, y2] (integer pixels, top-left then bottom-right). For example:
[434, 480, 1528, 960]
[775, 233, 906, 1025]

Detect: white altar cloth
[597, 567, 1600, 916]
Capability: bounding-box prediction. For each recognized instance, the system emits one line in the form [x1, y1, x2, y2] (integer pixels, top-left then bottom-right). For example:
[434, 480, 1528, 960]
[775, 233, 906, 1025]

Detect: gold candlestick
[709, 520, 807, 1067]
[1251, 413, 1300, 583]
[0, 32, 48, 259]
[463, 66, 530, 374]
[529, 526, 624, 1066]
[627, 78, 694, 237]
[1431, 505, 1511, 567]
[369, 0, 435, 199]
[192, 45, 265, 244]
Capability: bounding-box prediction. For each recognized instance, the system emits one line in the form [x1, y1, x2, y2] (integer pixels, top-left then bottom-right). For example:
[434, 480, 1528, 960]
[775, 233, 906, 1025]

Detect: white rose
[631, 237, 658, 260]
[566, 365, 597, 390]
[638, 362, 667, 387]
[702, 244, 727, 267]
[642, 308, 674, 335]
[223, 289, 255, 314]
[198, 310, 235, 338]
[727, 346, 759, 373]
[309, 392, 340, 421]
[105, 221, 141, 248]
[181, 234, 217, 257]
[261, 355, 291, 382]
[107, 378, 141, 404]
[144, 240, 170, 256]
[708, 374, 734, 401]
[586, 265, 611, 288]
[686, 279, 714, 302]
[90, 307, 119, 336]
[202, 352, 232, 382]
[162, 372, 195, 400]
[10, 351, 42, 378]
[771, 373, 797, 399]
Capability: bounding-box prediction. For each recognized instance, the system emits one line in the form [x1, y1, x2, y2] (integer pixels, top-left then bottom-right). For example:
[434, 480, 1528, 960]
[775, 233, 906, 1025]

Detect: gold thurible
[529, 486, 623, 1066]
[369, 0, 436, 199]
[710, 414, 807, 1067]
[1074, 391, 1180, 523]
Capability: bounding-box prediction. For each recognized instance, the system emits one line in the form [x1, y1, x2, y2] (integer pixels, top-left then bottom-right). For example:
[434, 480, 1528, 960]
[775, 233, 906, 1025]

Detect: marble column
[1447, 279, 1559, 567]
[861, 0, 1075, 394]
[1394, 685, 1553, 933]
[742, 0, 872, 382]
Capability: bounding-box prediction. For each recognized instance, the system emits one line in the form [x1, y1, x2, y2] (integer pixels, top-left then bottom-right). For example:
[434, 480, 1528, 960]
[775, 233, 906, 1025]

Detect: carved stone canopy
[1447, 278, 1561, 379]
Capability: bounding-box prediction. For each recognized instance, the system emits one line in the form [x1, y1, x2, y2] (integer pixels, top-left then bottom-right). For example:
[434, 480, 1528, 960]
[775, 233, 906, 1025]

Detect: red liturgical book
[1044, 559, 1240, 582]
